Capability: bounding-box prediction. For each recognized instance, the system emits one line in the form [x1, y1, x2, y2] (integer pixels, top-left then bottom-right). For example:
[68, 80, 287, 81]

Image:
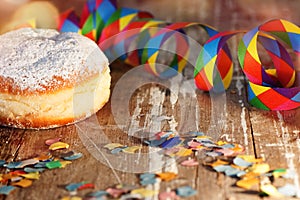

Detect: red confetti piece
[45, 138, 61, 146]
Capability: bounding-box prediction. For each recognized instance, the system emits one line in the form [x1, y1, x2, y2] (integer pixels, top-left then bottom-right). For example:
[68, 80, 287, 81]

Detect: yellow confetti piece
[49, 142, 69, 151]
[260, 184, 283, 198]
[249, 163, 270, 174]
[237, 155, 264, 163]
[156, 172, 177, 181]
[131, 188, 158, 197]
[122, 146, 141, 154]
[216, 141, 228, 146]
[104, 143, 124, 150]
[175, 148, 193, 157]
[21, 172, 40, 180]
[60, 161, 72, 168]
[236, 178, 259, 189]
[61, 196, 83, 200]
[12, 179, 33, 188]
[209, 159, 229, 167]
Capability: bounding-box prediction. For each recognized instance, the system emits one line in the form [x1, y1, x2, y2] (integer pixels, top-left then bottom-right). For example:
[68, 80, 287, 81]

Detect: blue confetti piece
[111, 147, 127, 154]
[144, 137, 167, 147]
[278, 184, 297, 197]
[224, 166, 243, 177]
[0, 186, 16, 195]
[34, 162, 48, 168]
[140, 173, 156, 179]
[63, 152, 83, 161]
[65, 182, 86, 191]
[213, 165, 232, 173]
[176, 186, 197, 197]
[87, 190, 108, 197]
[0, 160, 5, 167]
[5, 161, 22, 169]
[24, 167, 46, 173]
[161, 136, 182, 149]
[233, 157, 252, 167]
[139, 173, 157, 186]
[221, 143, 235, 149]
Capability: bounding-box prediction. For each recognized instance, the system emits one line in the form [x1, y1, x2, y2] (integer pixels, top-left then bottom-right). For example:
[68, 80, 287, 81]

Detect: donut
[0, 28, 111, 129]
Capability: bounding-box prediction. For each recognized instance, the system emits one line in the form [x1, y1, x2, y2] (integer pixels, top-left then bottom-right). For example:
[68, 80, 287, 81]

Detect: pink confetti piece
[45, 138, 61, 146]
[180, 159, 199, 167]
[159, 191, 179, 200]
[106, 187, 125, 198]
[215, 148, 235, 157]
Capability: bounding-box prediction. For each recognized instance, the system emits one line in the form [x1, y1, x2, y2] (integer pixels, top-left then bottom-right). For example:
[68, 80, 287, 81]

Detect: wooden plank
[249, 108, 300, 200]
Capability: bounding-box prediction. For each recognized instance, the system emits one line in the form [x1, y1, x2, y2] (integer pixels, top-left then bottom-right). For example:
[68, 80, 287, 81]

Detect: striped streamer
[58, 0, 299, 111]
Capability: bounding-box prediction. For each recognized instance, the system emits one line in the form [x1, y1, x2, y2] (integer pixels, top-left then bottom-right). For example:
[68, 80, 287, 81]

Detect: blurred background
[1, 0, 300, 32]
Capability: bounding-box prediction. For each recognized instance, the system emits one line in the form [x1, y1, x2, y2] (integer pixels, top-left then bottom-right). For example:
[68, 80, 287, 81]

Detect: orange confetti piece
[209, 159, 229, 167]
[49, 142, 69, 150]
[157, 172, 177, 181]
[12, 179, 33, 188]
[236, 178, 259, 189]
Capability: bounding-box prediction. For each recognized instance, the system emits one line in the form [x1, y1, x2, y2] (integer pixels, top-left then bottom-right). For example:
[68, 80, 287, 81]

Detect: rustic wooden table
[0, 1, 300, 200]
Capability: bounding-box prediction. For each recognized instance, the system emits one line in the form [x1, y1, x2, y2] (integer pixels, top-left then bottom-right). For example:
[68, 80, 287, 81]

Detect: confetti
[158, 191, 179, 200]
[61, 196, 82, 200]
[21, 172, 40, 180]
[139, 173, 157, 186]
[16, 158, 40, 168]
[78, 183, 95, 190]
[104, 143, 124, 150]
[63, 153, 83, 161]
[0, 160, 6, 167]
[0, 186, 16, 195]
[260, 183, 283, 198]
[131, 188, 157, 198]
[236, 178, 260, 189]
[176, 186, 197, 197]
[157, 172, 177, 182]
[12, 179, 33, 188]
[161, 136, 182, 149]
[106, 187, 126, 198]
[180, 159, 199, 167]
[122, 146, 142, 154]
[24, 167, 46, 173]
[60, 161, 72, 168]
[249, 163, 270, 174]
[233, 157, 252, 168]
[49, 142, 70, 150]
[45, 138, 61, 146]
[45, 160, 62, 169]
[66, 182, 86, 191]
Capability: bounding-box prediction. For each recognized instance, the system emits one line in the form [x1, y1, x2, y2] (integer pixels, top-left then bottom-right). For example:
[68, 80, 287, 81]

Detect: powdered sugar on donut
[0, 28, 108, 94]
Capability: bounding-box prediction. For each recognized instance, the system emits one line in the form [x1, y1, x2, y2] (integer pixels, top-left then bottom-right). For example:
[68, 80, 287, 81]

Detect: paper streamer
[58, 0, 300, 111]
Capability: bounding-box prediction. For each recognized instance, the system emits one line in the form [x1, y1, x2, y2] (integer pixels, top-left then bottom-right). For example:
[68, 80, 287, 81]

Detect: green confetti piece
[45, 160, 62, 169]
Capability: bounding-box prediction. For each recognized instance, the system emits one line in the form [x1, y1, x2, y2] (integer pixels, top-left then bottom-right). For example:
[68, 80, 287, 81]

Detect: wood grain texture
[0, 0, 300, 200]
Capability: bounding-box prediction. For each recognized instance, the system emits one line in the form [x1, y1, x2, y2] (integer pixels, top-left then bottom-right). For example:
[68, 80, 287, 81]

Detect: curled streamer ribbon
[58, 0, 300, 111]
